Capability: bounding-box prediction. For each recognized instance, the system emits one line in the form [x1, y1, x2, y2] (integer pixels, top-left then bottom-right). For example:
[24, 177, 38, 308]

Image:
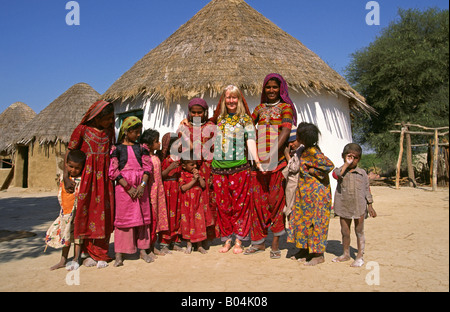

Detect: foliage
[346, 8, 449, 165]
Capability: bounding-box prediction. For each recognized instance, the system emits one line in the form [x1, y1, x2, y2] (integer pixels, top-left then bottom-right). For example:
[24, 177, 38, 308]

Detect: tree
[346, 8, 449, 163]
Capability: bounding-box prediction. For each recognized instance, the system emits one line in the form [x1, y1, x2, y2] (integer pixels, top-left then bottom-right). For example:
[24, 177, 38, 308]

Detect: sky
[0, 0, 448, 115]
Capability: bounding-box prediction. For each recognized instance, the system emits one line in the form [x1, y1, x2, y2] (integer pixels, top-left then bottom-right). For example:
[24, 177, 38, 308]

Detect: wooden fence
[390, 123, 449, 191]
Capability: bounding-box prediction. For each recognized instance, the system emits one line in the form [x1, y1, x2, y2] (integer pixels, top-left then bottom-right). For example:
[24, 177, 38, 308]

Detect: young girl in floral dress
[288, 123, 334, 266]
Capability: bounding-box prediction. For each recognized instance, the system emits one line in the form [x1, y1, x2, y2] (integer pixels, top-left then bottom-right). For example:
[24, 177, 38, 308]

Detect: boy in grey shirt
[332, 143, 377, 267]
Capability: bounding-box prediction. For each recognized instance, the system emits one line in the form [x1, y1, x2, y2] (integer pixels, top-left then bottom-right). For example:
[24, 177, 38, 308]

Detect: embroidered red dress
[160, 156, 182, 244]
[179, 170, 212, 243]
[69, 124, 115, 261]
[177, 120, 217, 238]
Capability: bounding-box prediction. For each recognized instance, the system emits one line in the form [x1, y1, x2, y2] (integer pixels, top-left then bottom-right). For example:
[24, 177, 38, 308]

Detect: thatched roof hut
[0, 102, 36, 155]
[11, 83, 100, 190]
[16, 82, 100, 146]
[102, 0, 373, 114]
[101, 0, 376, 194]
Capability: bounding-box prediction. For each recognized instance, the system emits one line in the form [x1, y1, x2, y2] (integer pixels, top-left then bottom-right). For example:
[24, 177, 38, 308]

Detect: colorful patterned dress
[160, 156, 182, 245]
[212, 113, 255, 241]
[250, 102, 293, 244]
[177, 120, 217, 238]
[288, 146, 334, 254]
[148, 154, 169, 244]
[179, 170, 212, 243]
[69, 124, 115, 261]
[45, 176, 81, 249]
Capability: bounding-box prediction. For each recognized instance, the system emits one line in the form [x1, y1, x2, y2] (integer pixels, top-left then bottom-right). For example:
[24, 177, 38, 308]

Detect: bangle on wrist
[123, 183, 132, 191]
[140, 181, 147, 188]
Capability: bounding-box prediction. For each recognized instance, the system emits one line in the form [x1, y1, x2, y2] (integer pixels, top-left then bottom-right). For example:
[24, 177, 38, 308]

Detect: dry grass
[0, 102, 36, 155]
[15, 83, 100, 146]
[102, 0, 374, 115]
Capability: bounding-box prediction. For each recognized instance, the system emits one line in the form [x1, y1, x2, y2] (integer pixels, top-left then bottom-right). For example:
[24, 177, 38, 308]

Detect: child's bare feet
[173, 243, 184, 252]
[140, 250, 154, 263]
[304, 254, 325, 266]
[219, 239, 232, 253]
[185, 242, 193, 254]
[114, 253, 124, 267]
[50, 258, 67, 271]
[153, 247, 165, 256]
[96, 261, 108, 269]
[198, 246, 208, 254]
[83, 257, 97, 267]
[160, 245, 172, 255]
[351, 257, 364, 267]
[332, 255, 351, 263]
[66, 260, 80, 271]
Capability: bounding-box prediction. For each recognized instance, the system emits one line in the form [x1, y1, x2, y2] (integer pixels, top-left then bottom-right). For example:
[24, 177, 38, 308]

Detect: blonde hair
[218, 85, 247, 120]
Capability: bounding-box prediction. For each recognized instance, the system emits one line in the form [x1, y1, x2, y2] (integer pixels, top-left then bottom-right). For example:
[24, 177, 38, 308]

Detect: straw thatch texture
[0, 102, 36, 154]
[16, 83, 100, 145]
[102, 0, 374, 114]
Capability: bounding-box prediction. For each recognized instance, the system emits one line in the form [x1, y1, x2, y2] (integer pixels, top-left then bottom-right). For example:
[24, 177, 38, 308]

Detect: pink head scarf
[261, 73, 297, 124]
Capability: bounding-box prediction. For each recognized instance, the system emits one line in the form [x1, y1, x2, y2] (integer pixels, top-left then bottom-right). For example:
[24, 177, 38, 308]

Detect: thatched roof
[16, 83, 100, 145]
[102, 0, 374, 114]
[0, 102, 36, 154]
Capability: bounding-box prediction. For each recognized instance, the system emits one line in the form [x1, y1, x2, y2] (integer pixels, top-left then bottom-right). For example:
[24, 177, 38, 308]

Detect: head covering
[80, 100, 111, 125]
[188, 98, 208, 111]
[188, 97, 209, 122]
[261, 73, 298, 124]
[210, 86, 253, 125]
[118, 116, 142, 142]
[288, 125, 297, 142]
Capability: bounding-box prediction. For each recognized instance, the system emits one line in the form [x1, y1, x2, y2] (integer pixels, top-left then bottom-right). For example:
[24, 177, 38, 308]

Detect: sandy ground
[0, 185, 448, 293]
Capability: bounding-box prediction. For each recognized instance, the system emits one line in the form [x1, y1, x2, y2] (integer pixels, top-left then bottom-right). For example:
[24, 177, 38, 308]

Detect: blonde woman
[210, 85, 262, 254]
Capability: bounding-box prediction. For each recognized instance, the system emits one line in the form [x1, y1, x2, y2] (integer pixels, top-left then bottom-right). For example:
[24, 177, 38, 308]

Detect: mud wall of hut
[24, 141, 67, 191]
[114, 90, 353, 195]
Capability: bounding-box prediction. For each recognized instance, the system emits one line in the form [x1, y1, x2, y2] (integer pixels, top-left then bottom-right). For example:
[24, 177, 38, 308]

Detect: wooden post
[405, 126, 416, 187]
[396, 126, 406, 189]
[432, 129, 439, 191]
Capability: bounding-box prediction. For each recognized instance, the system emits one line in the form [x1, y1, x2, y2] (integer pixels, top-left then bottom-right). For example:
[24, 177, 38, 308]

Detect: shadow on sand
[0, 196, 60, 263]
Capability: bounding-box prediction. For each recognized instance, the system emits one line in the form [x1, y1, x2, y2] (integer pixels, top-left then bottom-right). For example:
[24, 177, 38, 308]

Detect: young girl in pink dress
[179, 159, 209, 254]
[160, 133, 183, 252]
[109, 116, 153, 267]
[141, 129, 169, 258]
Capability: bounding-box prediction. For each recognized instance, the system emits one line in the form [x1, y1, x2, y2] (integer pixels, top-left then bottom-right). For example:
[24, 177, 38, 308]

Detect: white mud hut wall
[113, 89, 352, 197]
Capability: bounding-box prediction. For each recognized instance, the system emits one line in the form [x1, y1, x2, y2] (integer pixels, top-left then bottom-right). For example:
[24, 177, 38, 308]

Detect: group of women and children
[45, 73, 376, 271]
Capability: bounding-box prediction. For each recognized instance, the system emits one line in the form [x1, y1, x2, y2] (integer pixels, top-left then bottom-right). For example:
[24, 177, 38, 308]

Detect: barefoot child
[332, 143, 377, 267]
[282, 125, 303, 235]
[141, 129, 169, 258]
[160, 133, 183, 252]
[46, 150, 86, 270]
[179, 159, 208, 254]
[109, 117, 153, 266]
[288, 123, 334, 266]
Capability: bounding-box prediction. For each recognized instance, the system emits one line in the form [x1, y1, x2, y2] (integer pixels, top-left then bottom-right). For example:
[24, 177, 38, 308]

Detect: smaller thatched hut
[13, 83, 100, 190]
[0, 102, 36, 189]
